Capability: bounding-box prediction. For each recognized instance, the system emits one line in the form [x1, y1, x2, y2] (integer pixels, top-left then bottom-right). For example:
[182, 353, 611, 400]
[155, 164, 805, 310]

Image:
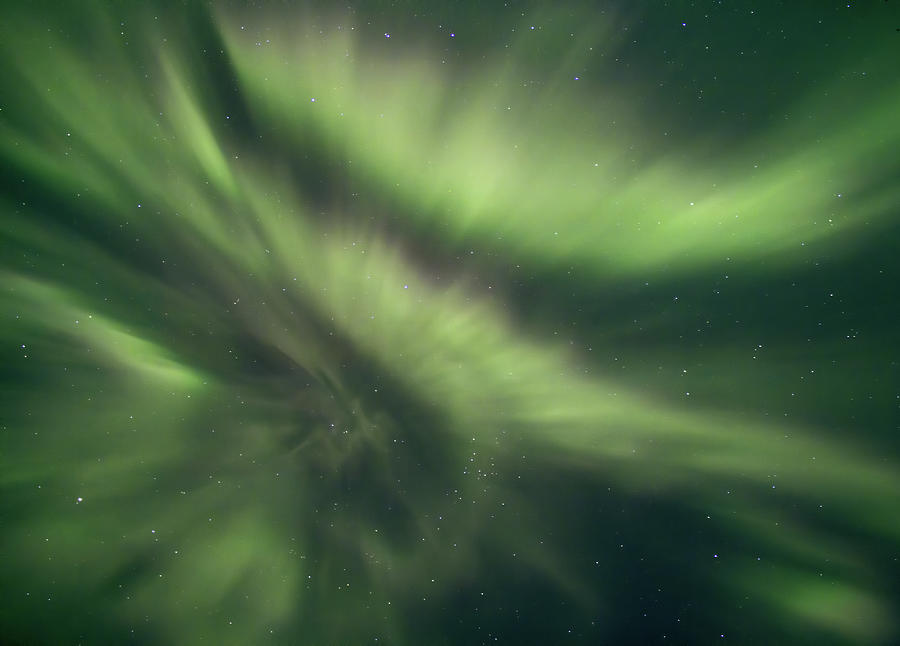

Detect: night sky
[2, 1, 899, 644]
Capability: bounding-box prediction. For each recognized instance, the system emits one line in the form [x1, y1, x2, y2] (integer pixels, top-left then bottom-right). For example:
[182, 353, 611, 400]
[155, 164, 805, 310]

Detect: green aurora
[1, 2, 899, 644]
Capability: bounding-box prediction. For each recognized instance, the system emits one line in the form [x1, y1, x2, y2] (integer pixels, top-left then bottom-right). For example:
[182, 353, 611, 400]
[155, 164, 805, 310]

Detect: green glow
[1, 3, 898, 644]
[221, 11, 900, 275]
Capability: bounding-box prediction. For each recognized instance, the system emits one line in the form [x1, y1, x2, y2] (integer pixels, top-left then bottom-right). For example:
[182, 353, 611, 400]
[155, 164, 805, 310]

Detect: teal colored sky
[1, 2, 898, 644]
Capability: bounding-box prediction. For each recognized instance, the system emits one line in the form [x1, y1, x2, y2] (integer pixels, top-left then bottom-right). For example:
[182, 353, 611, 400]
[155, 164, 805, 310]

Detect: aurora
[1, 2, 898, 644]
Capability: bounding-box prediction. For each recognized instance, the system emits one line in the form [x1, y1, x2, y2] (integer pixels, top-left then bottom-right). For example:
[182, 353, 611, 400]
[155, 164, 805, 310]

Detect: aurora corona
[1, 2, 898, 644]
